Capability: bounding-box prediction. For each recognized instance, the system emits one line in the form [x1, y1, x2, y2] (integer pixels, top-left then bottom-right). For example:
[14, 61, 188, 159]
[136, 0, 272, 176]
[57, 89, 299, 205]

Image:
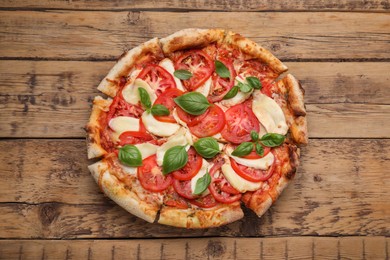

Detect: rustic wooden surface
[0, 0, 389, 259]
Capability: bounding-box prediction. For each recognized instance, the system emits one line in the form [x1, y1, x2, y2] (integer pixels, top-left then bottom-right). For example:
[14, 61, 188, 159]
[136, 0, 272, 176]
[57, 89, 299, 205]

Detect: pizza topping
[193, 137, 220, 159]
[162, 145, 188, 175]
[174, 92, 211, 116]
[107, 95, 144, 123]
[209, 58, 236, 102]
[134, 142, 159, 159]
[164, 186, 189, 209]
[138, 155, 173, 192]
[159, 58, 185, 92]
[188, 104, 226, 138]
[193, 170, 211, 195]
[122, 78, 157, 106]
[118, 131, 154, 146]
[108, 116, 140, 136]
[137, 64, 177, 96]
[150, 104, 170, 116]
[173, 69, 193, 80]
[172, 147, 203, 181]
[173, 179, 199, 200]
[138, 87, 152, 109]
[118, 145, 143, 167]
[230, 157, 275, 182]
[223, 85, 239, 100]
[255, 143, 264, 157]
[174, 50, 215, 91]
[231, 142, 253, 157]
[194, 77, 212, 97]
[189, 194, 217, 208]
[215, 60, 231, 79]
[251, 130, 259, 142]
[226, 144, 274, 170]
[152, 88, 184, 123]
[190, 159, 210, 195]
[141, 111, 180, 137]
[156, 128, 192, 166]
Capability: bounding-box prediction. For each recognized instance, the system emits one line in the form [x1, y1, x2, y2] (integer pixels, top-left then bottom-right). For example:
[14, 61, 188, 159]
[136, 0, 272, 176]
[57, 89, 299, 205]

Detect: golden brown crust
[158, 202, 244, 228]
[97, 38, 164, 97]
[85, 96, 112, 159]
[160, 28, 225, 55]
[223, 31, 288, 74]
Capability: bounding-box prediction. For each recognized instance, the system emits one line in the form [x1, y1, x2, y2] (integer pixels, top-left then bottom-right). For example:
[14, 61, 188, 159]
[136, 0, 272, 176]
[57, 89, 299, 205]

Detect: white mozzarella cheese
[225, 145, 274, 170]
[122, 78, 157, 105]
[141, 111, 180, 137]
[195, 77, 212, 97]
[220, 89, 253, 107]
[135, 143, 159, 159]
[108, 116, 140, 136]
[259, 123, 268, 138]
[159, 58, 185, 91]
[190, 159, 210, 195]
[156, 131, 189, 166]
[221, 157, 263, 192]
[172, 108, 187, 127]
[252, 90, 288, 135]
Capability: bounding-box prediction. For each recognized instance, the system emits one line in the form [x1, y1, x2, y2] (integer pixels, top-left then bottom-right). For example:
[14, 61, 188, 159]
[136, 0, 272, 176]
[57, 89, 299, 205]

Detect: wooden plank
[0, 11, 389, 60]
[1, 0, 389, 11]
[0, 237, 388, 259]
[1, 60, 390, 138]
[0, 139, 388, 238]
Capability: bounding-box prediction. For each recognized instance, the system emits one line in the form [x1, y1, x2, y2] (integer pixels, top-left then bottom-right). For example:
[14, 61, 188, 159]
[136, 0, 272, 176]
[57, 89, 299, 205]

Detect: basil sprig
[193, 171, 211, 195]
[215, 60, 230, 79]
[194, 137, 220, 159]
[246, 77, 262, 90]
[231, 142, 253, 157]
[118, 145, 142, 167]
[138, 87, 170, 116]
[138, 87, 151, 109]
[231, 132, 285, 157]
[174, 92, 210, 116]
[255, 143, 264, 156]
[151, 104, 170, 116]
[250, 130, 259, 142]
[260, 133, 285, 147]
[174, 70, 193, 80]
[162, 145, 188, 175]
[223, 85, 239, 100]
[223, 76, 262, 100]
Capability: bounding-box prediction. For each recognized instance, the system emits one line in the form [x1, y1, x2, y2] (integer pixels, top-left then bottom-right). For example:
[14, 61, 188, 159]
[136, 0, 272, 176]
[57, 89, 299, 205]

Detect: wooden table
[0, 1, 389, 259]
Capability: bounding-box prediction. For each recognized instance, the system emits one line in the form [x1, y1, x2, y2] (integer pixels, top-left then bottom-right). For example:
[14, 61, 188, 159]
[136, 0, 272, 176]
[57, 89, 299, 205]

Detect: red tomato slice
[209, 58, 237, 102]
[173, 179, 199, 200]
[137, 64, 176, 96]
[106, 95, 144, 124]
[164, 186, 188, 209]
[189, 105, 226, 137]
[175, 50, 214, 91]
[242, 146, 271, 159]
[153, 88, 184, 123]
[221, 103, 260, 144]
[118, 131, 153, 146]
[230, 157, 275, 182]
[189, 194, 217, 208]
[208, 161, 241, 203]
[172, 147, 203, 181]
[137, 155, 173, 192]
[176, 106, 210, 127]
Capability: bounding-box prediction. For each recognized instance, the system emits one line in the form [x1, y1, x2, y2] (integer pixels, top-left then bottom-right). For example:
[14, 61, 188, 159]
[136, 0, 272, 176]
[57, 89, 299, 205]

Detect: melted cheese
[190, 159, 210, 195]
[156, 128, 191, 166]
[225, 145, 274, 170]
[159, 58, 185, 91]
[122, 78, 157, 105]
[195, 77, 212, 97]
[135, 143, 158, 159]
[108, 116, 140, 135]
[142, 111, 180, 137]
[252, 90, 288, 135]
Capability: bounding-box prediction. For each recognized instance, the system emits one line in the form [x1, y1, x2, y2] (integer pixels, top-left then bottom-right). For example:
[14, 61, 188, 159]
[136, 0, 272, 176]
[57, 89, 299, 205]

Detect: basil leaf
[246, 76, 262, 90]
[151, 104, 170, 116]
[174, 69, 193, 80]
[174, 92, 210, 116]
[193, 171, 211, 195]
[194, 137, 220, 159]
[255, 143, 264, 157]
[215, 60, 230, 79]
[260, 133, 285, 147]
[138, 87, 151, 109]
[118, 145, 142, 167]
[231, 142, 253, 157]
[162, 145, 188, 175]
[238, 82, 252, 93]
[250, 130, 259, 142]
[223, 85, 239, 100]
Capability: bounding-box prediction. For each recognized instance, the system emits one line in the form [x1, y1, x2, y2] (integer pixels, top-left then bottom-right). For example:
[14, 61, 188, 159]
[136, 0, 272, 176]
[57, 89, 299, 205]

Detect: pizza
[85, 28, 308, 228]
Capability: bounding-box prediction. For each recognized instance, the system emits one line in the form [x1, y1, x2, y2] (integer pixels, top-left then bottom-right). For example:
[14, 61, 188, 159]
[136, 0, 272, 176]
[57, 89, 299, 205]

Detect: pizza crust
[158, 202, 244, 228]
[97, 38, 164, 97]
[85, 96, 112, 159]
[160, 28, 225, 55]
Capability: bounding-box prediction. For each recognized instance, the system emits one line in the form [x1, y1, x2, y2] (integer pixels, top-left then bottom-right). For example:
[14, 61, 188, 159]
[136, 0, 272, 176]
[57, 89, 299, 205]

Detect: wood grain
[1, 0, 389, 11]
[0, 139, 388, 238]
[1, 11, 389, 60]
[0, 237, 388, 259]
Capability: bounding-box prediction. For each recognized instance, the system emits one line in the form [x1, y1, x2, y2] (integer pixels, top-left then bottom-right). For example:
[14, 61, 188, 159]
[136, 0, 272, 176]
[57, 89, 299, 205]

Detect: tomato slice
[221, 103, 260, 144]
[189, 105, 226, 137]
[175, 50, 214, 91]
[172, 147, 203, 181]
[173, 179, 199, 200]
[242, 146, 271, 159]
[189, 194, 217, 208]
[230, 157, 275, 182]
[137, 155, 173, 192]
[118, 131, 153, 146]
[209, 58, 236, 102]
[176, 106, 210, 127]
[164, 186, 188, 209]
[153, 88, 184, 123]
[137, 64, 176, 96]
[106, 95, 144, 123]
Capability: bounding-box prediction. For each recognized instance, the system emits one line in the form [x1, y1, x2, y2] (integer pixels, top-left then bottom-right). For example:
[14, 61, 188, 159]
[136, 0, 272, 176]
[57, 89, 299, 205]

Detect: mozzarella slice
[122, 78, 157, 105]
[225, 145, 274, 170]
[135, 143, 158, 159]
[159, 58, 185, 91]
[195, 77, 212, 97]
[172, 108, 187, 127]
[259, 123, 268, 138]
[190, 159, 210, 195]
[252, 90, 288, 135]
[220, 89, 253, 107]
[109, 116, 140, 136]
[141, 112, 180, 137]
[221, 157, 263, 192]
[156, 130, 189, 166]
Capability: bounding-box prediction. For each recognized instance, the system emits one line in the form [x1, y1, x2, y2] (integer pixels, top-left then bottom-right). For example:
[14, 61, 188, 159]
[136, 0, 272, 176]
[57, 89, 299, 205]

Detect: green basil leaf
[246, 76, 262, 90]
[194, 137, 220, 159]
[255, 143, 264, 157]
[193, 171, 211, 195]
[138, 87, 151, 109]
[260, 133, 285, 147]
[174, 92, 210, 116]
[174, 69, 193, 80]
[215, 60, 230, 79]
[162, 145, 188, 175]
[151, 104, 170, 116]
[231, 142, 253, 157]
[250, 130, 259, 142]
[223, 85, 239, 100]
[118, 145, 142, 167]
[238, 82, 252, 93]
